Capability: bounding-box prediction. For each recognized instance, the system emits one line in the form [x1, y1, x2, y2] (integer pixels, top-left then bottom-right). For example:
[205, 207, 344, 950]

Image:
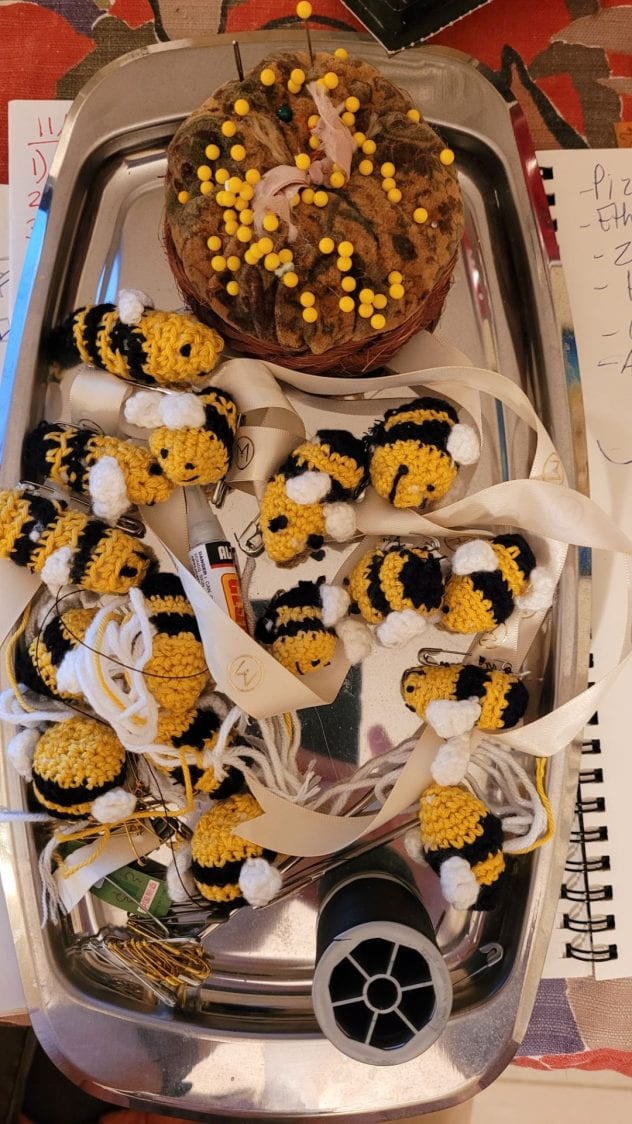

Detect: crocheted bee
[401, 662, 529, 735]
[255, 579, 339, 676]
[124, 385, 238, 488]
[0, 488, 154, 595]
[368, 397, 479, 509]
[28, 716, 136, 822]
[260, 430, 369, 565]
[321, 543, 445, 655]
[190, 793, 281, 908]
[135, 572, 210, 712]
[16, 604, 96, 702]
[418, 783, 506, 911]
[401, 660, 529, 784]
[440, 533, 555, 635]
[49, 289, 224, 388]
[22, 421, 174, 525]
[155, 702, 243, 798]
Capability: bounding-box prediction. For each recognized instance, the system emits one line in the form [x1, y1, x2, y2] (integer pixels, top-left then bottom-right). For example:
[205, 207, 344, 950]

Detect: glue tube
[185, 486, 248, 632]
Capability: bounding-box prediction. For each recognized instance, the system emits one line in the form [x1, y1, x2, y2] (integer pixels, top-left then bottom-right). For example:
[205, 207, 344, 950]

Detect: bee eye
[179, 343, 192, 357]
[269, 515, 288, 532]
[160, 448, 169, 459]
[405, 684, 415, 693]
[307, 533, 324, 550]
[311, 659, 321, 667]
[149, 462, 163, 476]
[442, 605, 450, 614]
[184, 462, 195, 470]
[120, 565, 138, 578]
[426, 484, 435, 492]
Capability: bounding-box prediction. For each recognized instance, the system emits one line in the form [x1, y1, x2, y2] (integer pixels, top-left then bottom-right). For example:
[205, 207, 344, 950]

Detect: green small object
[90, 865, 171, 917]
[277, 105, 293, 123]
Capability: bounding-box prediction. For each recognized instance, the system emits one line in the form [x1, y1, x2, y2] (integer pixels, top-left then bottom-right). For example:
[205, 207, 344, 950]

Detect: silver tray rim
[0, 31, 589, 1121]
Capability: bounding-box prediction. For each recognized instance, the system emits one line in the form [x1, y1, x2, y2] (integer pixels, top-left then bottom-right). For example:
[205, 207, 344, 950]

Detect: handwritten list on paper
[539, 149, 632, 979]
[8, 100, 72, 314]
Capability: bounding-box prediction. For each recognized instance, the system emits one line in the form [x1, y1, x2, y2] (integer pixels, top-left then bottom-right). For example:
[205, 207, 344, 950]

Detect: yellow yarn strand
[511, 757, 555, 854]
[60, 825, 111, 878]
[4, 604, 35, 712]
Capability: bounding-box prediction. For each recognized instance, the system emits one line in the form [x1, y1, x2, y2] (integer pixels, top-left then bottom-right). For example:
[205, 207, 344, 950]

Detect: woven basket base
[164, 221, 455, 377]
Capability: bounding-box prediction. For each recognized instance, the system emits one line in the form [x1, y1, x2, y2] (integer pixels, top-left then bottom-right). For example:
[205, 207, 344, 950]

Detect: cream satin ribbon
[13, 339, 632, 857]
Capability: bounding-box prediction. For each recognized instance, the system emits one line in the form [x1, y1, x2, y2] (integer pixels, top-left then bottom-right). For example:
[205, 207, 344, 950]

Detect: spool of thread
[312, 857, 452, 1066]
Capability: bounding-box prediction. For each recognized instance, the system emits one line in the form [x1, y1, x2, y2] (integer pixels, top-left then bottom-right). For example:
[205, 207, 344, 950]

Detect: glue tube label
[189, 541, 248, 631]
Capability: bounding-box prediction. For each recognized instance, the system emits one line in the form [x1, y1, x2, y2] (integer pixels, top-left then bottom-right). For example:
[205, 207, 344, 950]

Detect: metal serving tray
[0, 32, 588, 1121]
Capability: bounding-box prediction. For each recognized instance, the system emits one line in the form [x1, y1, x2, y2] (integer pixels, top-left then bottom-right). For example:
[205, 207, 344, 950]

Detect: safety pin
[416, 646, 470, 667]
[235, 518, 264, 557]
[17, 479, 145, 537]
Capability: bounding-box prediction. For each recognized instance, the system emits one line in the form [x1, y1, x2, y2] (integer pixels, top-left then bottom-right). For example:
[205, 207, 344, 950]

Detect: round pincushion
[164, 50, 464, 375]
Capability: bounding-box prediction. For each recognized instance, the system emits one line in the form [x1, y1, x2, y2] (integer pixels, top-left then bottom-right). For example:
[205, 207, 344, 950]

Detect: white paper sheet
[539, 149, 632, 980]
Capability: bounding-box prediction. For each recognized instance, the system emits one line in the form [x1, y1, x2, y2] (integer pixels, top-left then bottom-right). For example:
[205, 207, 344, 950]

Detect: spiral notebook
[537, 149, 632, 980]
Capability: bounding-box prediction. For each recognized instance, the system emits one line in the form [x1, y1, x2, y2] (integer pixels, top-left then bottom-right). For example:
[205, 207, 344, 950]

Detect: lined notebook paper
[538, 149, 632, 980]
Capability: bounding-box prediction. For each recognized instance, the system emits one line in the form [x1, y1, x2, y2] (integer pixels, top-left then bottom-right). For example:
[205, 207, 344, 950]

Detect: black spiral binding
[560, 655, 618, 964]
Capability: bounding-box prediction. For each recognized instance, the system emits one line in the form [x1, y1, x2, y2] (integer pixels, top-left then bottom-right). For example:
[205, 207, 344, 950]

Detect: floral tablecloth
[1, 0, 631, 1076]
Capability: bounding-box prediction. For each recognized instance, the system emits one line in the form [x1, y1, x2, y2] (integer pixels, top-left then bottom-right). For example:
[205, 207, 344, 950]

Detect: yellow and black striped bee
[50, 301, 223, 388]
[155, 703, 243, 799]
[139, 572, 210, 712]
[254, 579, 338, 676]
[22, 421, 174, 521]
[16, 604, 96, 702]
[260, 430, 369, 564]
[440, 533, 540, 635]
[191, 792, 277, 906]
[125, 385, 238, 488]
[344, 543, 445, 645]
[31, 716, 128, 820]
[401, 661, 529, 733]
[368, 397, 479, 509]
[418, 783, 506, 911]
[0, 488, 154, 595]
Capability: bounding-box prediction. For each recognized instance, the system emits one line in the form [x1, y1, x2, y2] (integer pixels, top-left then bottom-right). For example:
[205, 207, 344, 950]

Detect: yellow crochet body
[493, 541, 529, 598]
[400, 664, 461, 718]
[478, 670, 516, 729]
[191, 793, 264, 903]
[28, 606, 95, 699]
[32, 716, 126, 818]
[260, 475, 326, 564]
[419, 784, 488, 852]
[271, 626, 337, 676]
[293, 439, 365, 494]
[440, 576, 496, 634]
[370, 439, 457, 508]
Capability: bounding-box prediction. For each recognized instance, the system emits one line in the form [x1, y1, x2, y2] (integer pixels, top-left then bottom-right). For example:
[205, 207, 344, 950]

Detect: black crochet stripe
[499, 678, 529, 729]
[384, 397, 459, 426]
[270, 616, 329, 641]
[150, 611, 200, 639]
[14, 642, 52, 698]
[110, 318, 152, 383]
[192, 847, 275, 888]
[493, 533, 536, 580]
[171, 763, 243, 800]
[32, 758, 127, 808]
[41, 612, 77, 664]
[191, 857, 245, 888]
[69, 520, 111, 584]
[82, 304, 114, 369]
[270, 581, 323, 612]
[46, 316, 82, 367]
[425, 812, 504, 872]
[454, 664, 488, 701]
[60, 427, 95, 492]
[21, 421, 59, 482]
[202, 398, 236, 457]
[398, 549, 444, 611]
[315, 429, 368, 473]
[475, 870, 505, 910]
[9, 494, 61, 569]
[170, 708, 221, 749]
[141, 571, 186, 600]
[366, 552, 391, 617]
[469, 571, 515, 627]
[372, 417, 453, 454]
